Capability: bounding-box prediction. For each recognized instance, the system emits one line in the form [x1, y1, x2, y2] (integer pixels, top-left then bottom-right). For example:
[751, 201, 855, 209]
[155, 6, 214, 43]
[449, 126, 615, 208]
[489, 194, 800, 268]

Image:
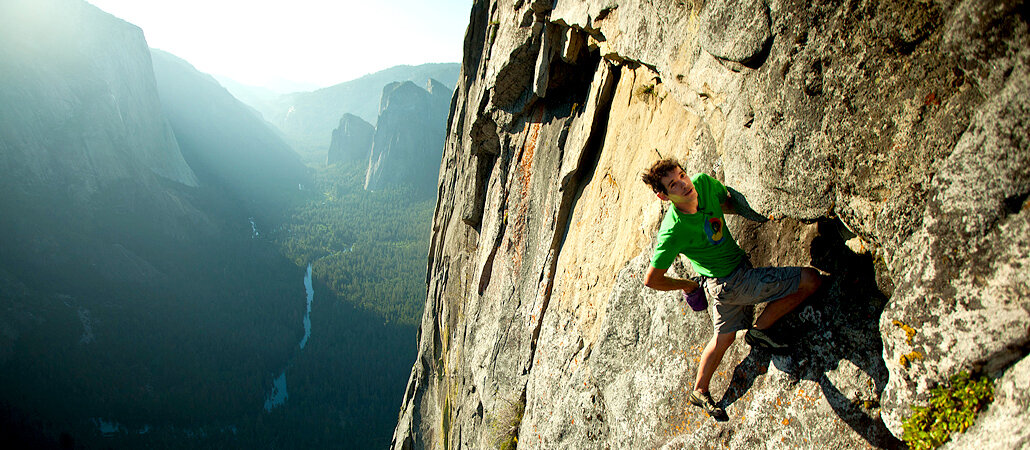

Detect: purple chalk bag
[684, 286, 707, 311]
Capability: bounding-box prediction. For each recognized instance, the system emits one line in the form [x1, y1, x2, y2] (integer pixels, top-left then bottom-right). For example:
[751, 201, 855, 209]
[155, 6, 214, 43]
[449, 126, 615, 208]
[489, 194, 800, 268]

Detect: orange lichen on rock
[898, 350, 924, 368]
[794, 388, 821, 406]
[892, 319, 916, 344]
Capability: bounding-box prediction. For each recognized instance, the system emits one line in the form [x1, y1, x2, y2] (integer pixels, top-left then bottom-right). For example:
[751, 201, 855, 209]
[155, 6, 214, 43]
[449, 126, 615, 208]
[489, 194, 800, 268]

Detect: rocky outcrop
[327, 114, 375, 166]
[364, 79, 452, 195]
[393, 0, 1029, 448]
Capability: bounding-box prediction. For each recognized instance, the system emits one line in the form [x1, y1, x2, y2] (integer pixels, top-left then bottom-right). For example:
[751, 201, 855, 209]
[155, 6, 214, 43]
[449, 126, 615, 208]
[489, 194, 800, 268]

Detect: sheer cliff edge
[393, 0, 1029, 448]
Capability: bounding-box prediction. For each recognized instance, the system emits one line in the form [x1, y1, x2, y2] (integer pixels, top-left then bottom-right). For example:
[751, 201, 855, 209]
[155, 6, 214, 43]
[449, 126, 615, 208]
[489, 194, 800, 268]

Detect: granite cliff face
[0, 0, 207, 271]
[328, 113, 375, 166]
[393, 0, 1030, 448]
[364, 79, 453, 195]
[0, 0, 198, 195]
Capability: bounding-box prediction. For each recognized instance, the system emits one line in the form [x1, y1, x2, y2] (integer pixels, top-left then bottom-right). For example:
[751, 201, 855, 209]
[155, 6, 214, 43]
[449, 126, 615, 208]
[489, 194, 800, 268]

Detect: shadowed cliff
[151, 49, 310, 217]
[0, 1, 308, 446]
[328, 114, 375, 166]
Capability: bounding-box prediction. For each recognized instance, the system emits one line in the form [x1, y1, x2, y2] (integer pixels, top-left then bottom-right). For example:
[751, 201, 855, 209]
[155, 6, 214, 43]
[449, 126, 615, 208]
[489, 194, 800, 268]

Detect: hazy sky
[86, 0, 471, 90]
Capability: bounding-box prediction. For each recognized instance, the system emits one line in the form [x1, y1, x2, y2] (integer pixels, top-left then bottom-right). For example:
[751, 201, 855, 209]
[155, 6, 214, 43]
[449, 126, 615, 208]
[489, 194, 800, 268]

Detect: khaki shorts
[703, 260, 801, 334]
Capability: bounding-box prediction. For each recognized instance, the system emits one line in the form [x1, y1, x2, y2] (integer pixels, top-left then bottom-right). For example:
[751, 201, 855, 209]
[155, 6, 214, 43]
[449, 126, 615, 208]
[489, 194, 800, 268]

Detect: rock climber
[640, 158, 821, 417]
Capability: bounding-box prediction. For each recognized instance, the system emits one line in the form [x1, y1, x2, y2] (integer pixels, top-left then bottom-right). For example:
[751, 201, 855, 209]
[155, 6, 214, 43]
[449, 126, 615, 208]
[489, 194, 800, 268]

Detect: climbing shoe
[689, 390, 725, 418]
[744, 328, 790, 354]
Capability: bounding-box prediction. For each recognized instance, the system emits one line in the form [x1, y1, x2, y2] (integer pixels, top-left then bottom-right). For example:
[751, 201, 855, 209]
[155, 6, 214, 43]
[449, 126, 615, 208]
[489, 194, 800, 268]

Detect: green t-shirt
[650, 173, 745, 278]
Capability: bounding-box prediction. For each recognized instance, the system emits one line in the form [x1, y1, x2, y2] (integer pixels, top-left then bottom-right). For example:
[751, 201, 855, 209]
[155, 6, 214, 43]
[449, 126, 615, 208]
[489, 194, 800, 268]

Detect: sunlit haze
[86, 0, 470, 90]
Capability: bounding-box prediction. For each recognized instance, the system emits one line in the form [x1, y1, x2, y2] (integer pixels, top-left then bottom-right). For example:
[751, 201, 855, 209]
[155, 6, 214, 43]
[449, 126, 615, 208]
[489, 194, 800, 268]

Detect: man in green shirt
[641, 158, 821, 417]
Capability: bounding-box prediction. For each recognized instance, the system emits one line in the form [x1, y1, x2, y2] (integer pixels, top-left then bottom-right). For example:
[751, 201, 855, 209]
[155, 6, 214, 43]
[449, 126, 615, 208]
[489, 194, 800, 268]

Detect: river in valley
[263, 263, 314, 411]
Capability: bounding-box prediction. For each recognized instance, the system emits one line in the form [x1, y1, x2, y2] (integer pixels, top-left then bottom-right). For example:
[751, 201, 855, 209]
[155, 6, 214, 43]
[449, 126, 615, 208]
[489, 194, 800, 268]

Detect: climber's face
[657, 166, 698, 211]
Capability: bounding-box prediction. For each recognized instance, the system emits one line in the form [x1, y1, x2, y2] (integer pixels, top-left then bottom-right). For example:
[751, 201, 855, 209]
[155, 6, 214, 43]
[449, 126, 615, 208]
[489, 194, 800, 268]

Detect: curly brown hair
[641, 158, 682, 194]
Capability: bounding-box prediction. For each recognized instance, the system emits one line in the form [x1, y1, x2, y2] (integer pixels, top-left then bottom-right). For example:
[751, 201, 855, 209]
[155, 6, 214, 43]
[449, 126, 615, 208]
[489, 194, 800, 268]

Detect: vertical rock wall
[327, 114, 375, 166]
[0, 0, 199, 194]
[364, 80, 453, 194]
[0, 0, 210, 260]
[394, 0, 1029, 448]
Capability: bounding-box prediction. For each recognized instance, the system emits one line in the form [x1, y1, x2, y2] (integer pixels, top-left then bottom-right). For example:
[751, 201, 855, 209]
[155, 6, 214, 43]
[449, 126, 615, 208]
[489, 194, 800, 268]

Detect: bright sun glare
[85, 0, 471, 90]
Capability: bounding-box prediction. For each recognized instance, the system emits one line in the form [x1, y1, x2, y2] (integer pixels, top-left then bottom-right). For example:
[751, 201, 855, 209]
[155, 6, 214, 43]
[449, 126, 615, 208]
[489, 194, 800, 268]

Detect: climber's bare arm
[644, 266, 699, 292]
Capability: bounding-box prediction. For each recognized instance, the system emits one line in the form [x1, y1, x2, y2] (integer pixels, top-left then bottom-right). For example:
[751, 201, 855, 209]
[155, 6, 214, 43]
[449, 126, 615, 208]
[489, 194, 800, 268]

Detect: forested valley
[1, 160, 433, 449]
[273, 161, 434, 328]
[0, 3, 448, 445]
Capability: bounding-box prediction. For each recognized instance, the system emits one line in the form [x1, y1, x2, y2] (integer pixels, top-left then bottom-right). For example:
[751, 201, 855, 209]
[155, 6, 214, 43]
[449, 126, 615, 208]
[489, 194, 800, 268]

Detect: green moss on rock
[902, 371, 994, 450]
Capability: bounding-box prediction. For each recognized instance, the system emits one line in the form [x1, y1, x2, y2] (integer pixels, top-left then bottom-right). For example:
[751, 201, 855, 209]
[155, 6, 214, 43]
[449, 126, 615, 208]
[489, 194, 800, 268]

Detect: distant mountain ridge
[151, 49, 309, 213]
[243, 63, 460, 156]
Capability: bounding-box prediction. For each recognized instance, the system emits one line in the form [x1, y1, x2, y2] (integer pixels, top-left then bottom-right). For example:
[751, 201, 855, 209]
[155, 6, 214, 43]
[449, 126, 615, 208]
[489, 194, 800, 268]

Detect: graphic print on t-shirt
[705, 217, 724, 244]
